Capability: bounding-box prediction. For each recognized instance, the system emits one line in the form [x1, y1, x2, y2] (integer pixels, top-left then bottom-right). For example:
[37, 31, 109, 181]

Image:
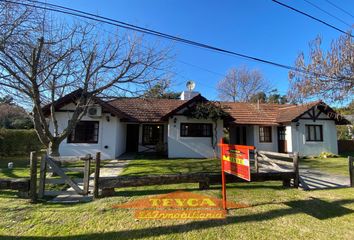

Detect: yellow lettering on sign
[223, 155, 249, 166]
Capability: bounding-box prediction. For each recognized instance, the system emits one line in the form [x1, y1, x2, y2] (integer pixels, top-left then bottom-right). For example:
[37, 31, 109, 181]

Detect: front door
[126, 124, 139, 152]
[277, 126, 287, 153]
[235, 126, 247, 145]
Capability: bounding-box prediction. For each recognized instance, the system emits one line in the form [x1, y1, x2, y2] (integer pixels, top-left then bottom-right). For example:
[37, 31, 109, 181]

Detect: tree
[288, 33, 354, 103]
[184, 101, 230, 152]
[217, 66, 271, 102]
[0, 101, 33, 129]
[249, 89, 288, 104]
[0, 2, 168, 156]
[0, 95, 14, 105]
[143, 80, 180, 99]
[249, 92, 267, 103]
[267, 89, 288, 104]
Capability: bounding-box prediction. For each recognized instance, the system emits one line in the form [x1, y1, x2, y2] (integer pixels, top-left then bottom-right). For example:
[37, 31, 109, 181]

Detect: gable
[42, 89, 128, 119]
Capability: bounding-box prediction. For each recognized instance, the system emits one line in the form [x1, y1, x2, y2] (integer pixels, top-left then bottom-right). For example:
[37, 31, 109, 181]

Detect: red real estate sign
[221, 144, 254, 181]
[219, 140, 255, 210]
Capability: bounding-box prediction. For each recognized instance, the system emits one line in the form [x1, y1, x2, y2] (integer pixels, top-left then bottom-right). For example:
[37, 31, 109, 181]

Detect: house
[43, 89, 349, 159]
[223, 101, 349, 156]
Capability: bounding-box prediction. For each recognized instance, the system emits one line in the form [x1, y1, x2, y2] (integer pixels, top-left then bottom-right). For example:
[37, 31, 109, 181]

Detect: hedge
[0, 129, 43, 156]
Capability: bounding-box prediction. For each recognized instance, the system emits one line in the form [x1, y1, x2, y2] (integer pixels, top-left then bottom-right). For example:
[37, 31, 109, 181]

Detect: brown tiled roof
[108, 98, 187, 122]
[276, 101, 321, 123]
[221, 102, 289, 125]
[43, 89, 349, 125]
[221, 100, 350, 125]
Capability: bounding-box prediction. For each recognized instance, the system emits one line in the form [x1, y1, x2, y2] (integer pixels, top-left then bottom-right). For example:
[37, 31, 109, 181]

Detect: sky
[47, 0, 353, 102]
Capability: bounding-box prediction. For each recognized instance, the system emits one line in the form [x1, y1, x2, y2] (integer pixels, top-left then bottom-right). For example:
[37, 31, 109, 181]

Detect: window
[180, 123, 212, 137]
[306, 125, 323, 141]
[259, 126, 272, 142]
[142, 125, 164, 145]
[68, 121, 99, 143]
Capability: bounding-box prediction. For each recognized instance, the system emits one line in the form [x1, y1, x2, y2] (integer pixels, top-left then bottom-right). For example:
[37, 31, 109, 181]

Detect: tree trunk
[47, 139, 61, 176]
[48, 140, 60, 157]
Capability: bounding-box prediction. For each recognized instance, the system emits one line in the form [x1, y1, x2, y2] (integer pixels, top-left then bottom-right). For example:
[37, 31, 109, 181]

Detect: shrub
[318, 152, 338, 159]
[0, 129, 43, 156]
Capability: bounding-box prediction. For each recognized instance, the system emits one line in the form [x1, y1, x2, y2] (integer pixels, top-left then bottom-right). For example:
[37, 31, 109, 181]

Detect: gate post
[349, 156, 354, 188]
[38, 155, 47, 199]
[30, 151, 37, 203]
[93, 152, 101, 199]
[83, 154, 91, 195]
[254, 149, 259, 173]
[293, 152, 299, 188]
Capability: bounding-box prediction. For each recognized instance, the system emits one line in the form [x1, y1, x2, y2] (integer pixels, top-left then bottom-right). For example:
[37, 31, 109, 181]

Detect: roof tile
[108, 98, 187, 122]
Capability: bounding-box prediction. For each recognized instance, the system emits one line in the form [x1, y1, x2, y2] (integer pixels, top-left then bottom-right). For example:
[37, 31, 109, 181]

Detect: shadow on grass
[0, 168, 27, 178]
[1, 198, 353, 240]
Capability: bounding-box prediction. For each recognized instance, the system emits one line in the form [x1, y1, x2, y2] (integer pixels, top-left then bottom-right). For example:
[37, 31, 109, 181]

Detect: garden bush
[0, 129, 43, 156]
[318, 151, 338, 159]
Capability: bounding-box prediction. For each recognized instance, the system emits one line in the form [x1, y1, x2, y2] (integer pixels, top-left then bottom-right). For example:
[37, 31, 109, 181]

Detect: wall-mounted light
[174, 118, 177, 124]
[106, 115, 110, 122]
[295, 122, 300, 129]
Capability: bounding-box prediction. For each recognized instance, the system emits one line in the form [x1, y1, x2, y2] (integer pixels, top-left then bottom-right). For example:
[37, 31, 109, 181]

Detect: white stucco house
[43, 89, 349, 159]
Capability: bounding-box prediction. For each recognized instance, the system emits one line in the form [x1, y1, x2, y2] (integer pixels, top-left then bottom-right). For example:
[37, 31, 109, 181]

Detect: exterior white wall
[167, 116, 223, 158]
[49, 108, 126, 160]
[291, 118, 338, 156]
[116, 121, 127, 157]
[252, 125, 278, 152]
[285, 125, 292, 152]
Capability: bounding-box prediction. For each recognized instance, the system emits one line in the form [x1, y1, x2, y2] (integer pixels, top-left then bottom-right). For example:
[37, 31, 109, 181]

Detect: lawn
[301, 153, 353, 176]
[0, 156, 31, 179]
[0, 156, 89, 179]
[121, 156, 221, 176]
[0, 156, 353, 239]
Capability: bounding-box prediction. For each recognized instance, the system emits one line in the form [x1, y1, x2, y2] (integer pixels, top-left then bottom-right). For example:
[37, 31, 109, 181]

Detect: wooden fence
[254, 150, 299, 188]
[4, 151, 353, 202]
[96, 150, 300, 197]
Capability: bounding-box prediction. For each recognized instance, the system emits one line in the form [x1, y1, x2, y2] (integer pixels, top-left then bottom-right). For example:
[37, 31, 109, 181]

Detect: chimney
[180, 80, 199, 100]
[180, 91, 199, 100]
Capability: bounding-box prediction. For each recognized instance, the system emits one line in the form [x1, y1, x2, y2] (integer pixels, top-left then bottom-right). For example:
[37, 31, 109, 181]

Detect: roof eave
[160, 94, 208, 121]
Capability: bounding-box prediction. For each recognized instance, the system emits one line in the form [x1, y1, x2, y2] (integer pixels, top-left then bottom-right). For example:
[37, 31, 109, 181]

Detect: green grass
[0, 156, 31, 179]
[0, 182, 353, 239]
[0, 156, 87, 179]
[121, 156, 221, 176]
[0, 156, 95, 193]
[301, 154, 352, 176]
[0, 156, 353, 239]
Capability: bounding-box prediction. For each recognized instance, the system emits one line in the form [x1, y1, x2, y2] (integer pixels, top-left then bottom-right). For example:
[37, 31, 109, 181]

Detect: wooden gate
[38, 154, 92, 198]
[255, 150, 299, 187]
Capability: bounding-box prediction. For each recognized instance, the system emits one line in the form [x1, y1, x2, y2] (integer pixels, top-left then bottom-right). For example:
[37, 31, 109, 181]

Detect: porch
[123, 122, 168, 155]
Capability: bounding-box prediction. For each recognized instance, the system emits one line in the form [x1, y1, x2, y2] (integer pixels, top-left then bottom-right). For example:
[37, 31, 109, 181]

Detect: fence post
[254, 149, 259, 173]
[38, 155, 47, 199]
[83, 154, 91, 195]
[293, 152, 299, 188]
[349, 156, 354, 188]
[93, 152, 101, 199]
[29, 151, 37, 203]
